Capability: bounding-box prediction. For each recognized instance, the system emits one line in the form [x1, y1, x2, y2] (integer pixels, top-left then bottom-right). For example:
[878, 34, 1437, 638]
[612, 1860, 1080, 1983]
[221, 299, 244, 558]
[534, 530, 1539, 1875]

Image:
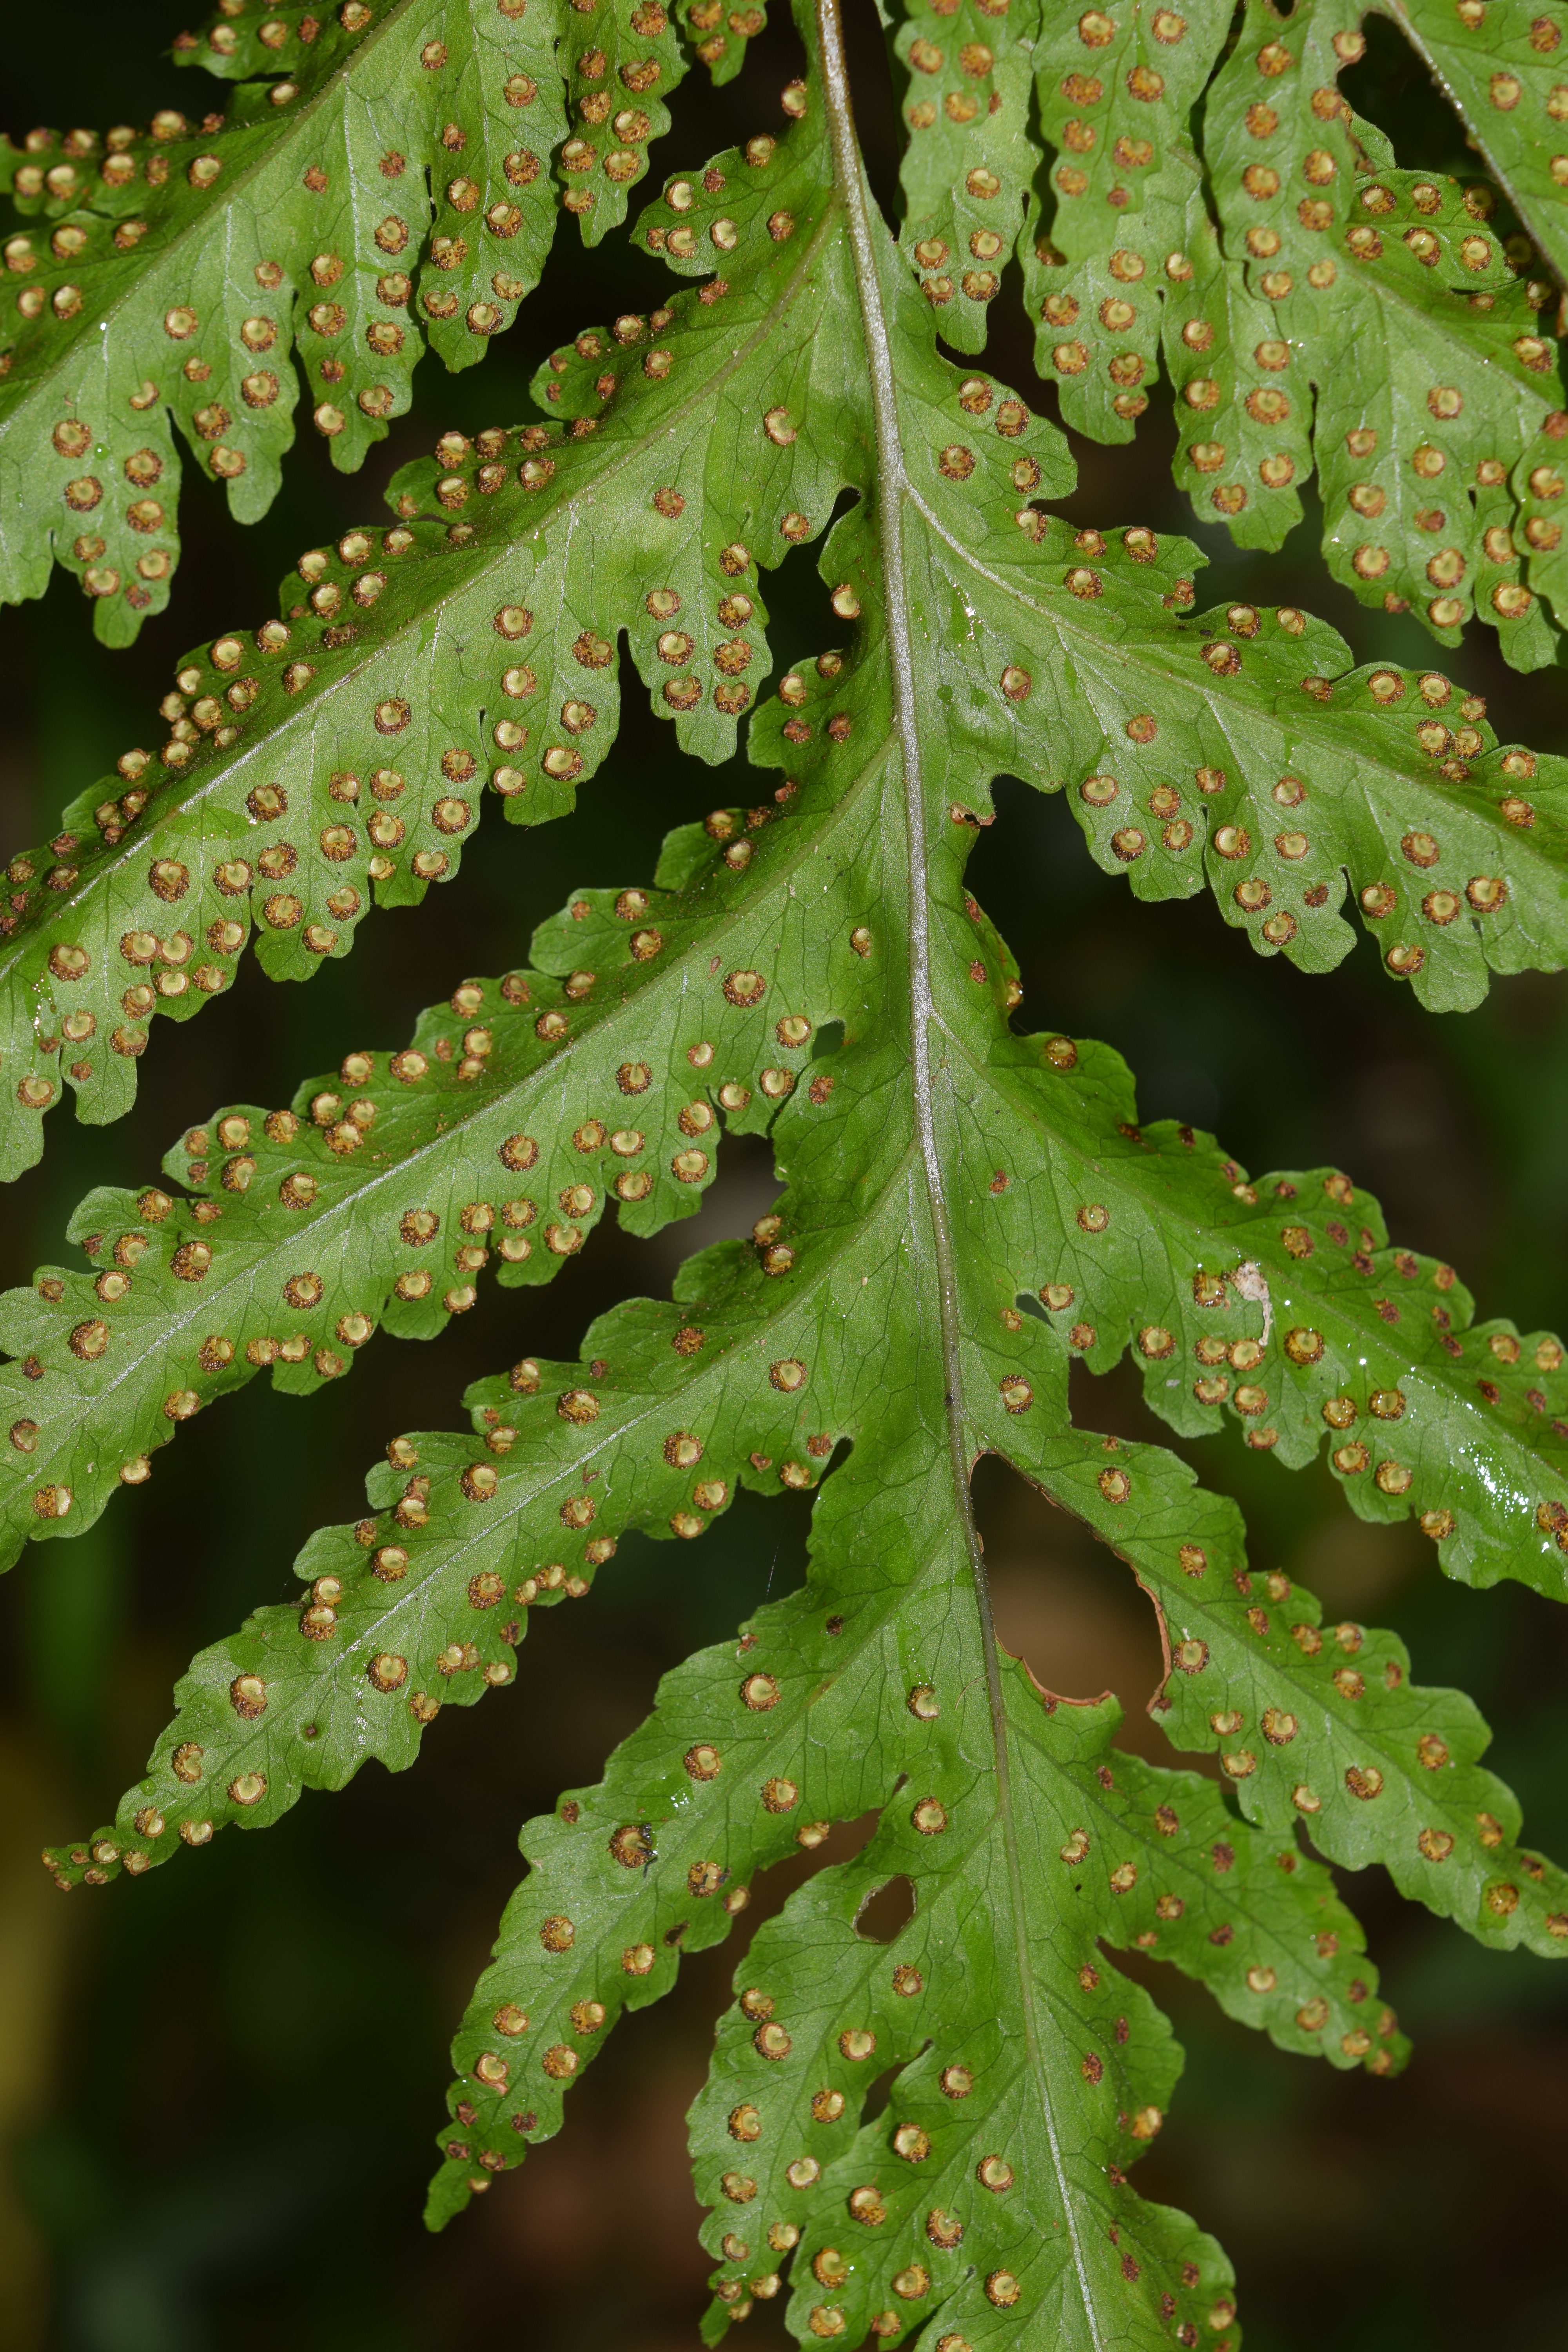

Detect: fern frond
[49, 1216, 1564, 2322]
[0, 0, 728, 637]
[1024, 0, 1568, 665]
[30, 0, 1568, 2335]
[7, 58, 1568, 1173]
[9, 0, 1565, 659]
[433, 1543, 1395, 2324]
[41, 913, 1568, 1908]
[416, 1429, 1564, 2327]
[39, 872, 1568, 1869]
[11, 708, 1568, 1569]
[44, 695, 1568, 2318]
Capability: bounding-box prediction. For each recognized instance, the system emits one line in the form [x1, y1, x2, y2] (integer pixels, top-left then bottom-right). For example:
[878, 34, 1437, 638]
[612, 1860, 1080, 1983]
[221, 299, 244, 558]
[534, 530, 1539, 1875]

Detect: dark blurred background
[2, 6, 1566, 2347]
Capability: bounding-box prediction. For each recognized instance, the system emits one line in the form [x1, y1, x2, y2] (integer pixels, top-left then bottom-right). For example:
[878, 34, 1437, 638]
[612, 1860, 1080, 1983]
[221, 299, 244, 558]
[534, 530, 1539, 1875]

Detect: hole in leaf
[1068, 1352, 1182, 1452]
[853, 1873, 916, 1943]
[756, 486, 860, 692]
[860, 2059, 903, 2126]
[971, 1453, 1172, 1762]
[647, 1129, 780, 1281]
[1339, 15, 1485, 178]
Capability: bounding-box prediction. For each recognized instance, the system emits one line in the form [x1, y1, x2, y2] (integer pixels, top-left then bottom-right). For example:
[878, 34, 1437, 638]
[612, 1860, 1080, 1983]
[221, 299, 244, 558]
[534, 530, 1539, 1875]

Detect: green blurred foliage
[0, 4, 1564, 2345]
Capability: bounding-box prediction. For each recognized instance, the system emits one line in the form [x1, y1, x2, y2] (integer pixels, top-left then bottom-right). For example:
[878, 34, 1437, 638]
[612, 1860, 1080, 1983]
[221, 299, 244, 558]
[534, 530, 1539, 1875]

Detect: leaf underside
[5, 1, 1568, 1177]
[15, 0, 1568, 2346]
[4, 0, 1567, 653]
[0, 0, 761, 638]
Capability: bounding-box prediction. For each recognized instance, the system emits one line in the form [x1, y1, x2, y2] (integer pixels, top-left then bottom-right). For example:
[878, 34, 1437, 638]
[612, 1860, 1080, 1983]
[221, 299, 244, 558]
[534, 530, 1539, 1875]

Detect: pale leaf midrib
[813, 0, 1107, 2336]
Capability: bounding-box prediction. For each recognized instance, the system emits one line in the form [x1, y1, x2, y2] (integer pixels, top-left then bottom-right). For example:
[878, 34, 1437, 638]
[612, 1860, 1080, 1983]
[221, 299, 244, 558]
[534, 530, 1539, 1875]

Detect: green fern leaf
[10, 842, 1568, 1578]
[1396, 0, 1568, 280]
[894, 0, 1050, 356]
[27, 0, 1568, 2337]
[6, 60, 1568, 1171]
[0, 0, 730, 638]
[433, 1561, 1401, 2334]
[1023, 0, 1232, 441]
[1025, 0, 1568, 663]
[417, 1424, 1562, 2326]
[47, 1223, 1563, 2317]
[38, 802, 1568, 1844]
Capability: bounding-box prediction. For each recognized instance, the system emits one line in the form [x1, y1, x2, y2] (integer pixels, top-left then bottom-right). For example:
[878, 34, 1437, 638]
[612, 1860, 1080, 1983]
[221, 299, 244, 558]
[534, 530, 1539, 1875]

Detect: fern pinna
[4, 0, 1568, 2341]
